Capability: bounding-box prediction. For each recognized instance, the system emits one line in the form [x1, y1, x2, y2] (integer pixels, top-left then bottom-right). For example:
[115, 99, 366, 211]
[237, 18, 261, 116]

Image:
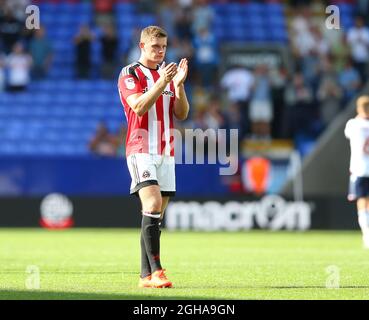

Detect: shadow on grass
[0, 289, 213, 300]
[2, 285, 369, 300]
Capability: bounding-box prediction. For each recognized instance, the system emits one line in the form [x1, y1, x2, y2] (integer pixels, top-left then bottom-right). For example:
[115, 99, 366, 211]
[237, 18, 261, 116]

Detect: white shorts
[249, 100, 273, 122]
[126, 153, 176, 196]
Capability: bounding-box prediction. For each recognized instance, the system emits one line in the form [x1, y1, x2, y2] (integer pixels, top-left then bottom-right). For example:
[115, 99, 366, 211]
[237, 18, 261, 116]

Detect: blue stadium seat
[116, 3, 136, 13]
[227, 15, 244, 27]
[270, 28, 287, 42]
[37, 143, 58, 155]
[13, 106, 28, 116]
[72, 93, 90, 104]
[56, 80, 76, 92]
[229, 28, 248, 41]
[341, 16, 354, 30]
[76, 2, 92, 13]
[226, 3, 243, 14]
[139, 15, 157, 27]
[249, 28, 268, 42]
[248, 15, 264, 27]
[38, 3, 58, 14]
[246, 3, 264, 14]
[266, 3, 283, 15]
[211, 3, 227, 15]
[337, 3, 354, 15]
[267, 15, 285, 28]
[0, 142, 19, 154]
[40, 13, 55, 25]
[18, 142, 36, 155]
[94, 80, 114, 91]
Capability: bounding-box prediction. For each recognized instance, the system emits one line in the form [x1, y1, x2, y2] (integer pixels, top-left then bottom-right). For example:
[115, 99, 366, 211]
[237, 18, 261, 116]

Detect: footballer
[117, 26, 189, 287]
[345, 95, 369, 248]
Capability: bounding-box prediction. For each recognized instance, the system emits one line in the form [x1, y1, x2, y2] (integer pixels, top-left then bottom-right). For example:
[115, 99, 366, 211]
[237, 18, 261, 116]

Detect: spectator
[270, 66, 288, 138]
[192, 27, 218, 87]
[74, 24, 95, 79]
[189, 109, 207, 131]
[311, 26, 330, 57]
[5, 0, 29, 22]
[174, 5, 192, 40]
[249, 65, 273, 139]
[330, 32, 350, 74]
[299, 26, 329, 92]
[191, 84, 211, 112]
[137, 0, 155, 14]
[221, 65, 254, 138]
[339, 59, 362, 104]
[285, 73, 315, 137]
[224, 102, 243, 144]
[94, 0, 115, 27]
[317, 77, 342, 127]
[177, 0, 193, 9]
[158, 0, 177, 38]
[178, 39, 194, 80]
[100, 23, 118, 79]
[191, 0, 214, 36]
[203, 98, 225, 131]
[89, 123, 121, 157]
[290, 7, 315, 59]
[317, 60, 342, 127]
[29, 26, 53, 79]
[0, 8, 23, 54]
[347, 16, 369, 83]
[165, 37, 181, 64]
[6, 42, 32, 92]
[357, 0, 369, 25]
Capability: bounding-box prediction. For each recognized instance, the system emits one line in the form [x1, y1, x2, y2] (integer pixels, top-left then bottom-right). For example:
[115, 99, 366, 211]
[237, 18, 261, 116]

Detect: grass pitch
[0, 228, 369, 300]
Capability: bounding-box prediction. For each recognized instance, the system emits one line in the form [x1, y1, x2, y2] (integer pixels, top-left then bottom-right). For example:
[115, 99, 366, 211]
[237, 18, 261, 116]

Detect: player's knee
[142, 197, 162, 213]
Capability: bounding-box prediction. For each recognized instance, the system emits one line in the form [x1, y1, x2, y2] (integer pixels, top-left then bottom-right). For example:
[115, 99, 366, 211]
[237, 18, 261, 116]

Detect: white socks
[358, 210, 369, 248]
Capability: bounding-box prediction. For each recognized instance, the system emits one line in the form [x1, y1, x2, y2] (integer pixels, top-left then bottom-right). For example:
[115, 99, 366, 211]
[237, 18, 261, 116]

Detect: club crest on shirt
[125, 78, 136, 90]
[142, 170, 151, 179]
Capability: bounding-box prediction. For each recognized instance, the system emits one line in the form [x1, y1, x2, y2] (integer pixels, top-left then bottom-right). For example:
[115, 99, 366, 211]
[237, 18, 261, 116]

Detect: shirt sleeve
[118, 74, 142, 101]
[344, 120, 353, 139]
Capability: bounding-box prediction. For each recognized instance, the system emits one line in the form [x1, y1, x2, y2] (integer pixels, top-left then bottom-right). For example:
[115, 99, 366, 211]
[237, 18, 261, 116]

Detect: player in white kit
[345, 96, 369, 248]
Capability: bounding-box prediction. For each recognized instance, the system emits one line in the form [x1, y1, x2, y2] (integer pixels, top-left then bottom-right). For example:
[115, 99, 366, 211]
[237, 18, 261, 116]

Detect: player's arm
[126, 63, 178, 117]
[173, 59, 190, 121]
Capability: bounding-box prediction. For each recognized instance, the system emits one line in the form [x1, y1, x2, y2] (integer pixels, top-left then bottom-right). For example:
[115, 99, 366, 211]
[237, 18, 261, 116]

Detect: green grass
[0, 228, 369, 300]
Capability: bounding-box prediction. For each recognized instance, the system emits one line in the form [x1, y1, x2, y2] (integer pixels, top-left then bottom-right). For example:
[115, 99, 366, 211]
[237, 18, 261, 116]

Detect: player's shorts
[348, 175, 369, 201]
[249, 100, 273, 122]
[127, 153, 176, 197]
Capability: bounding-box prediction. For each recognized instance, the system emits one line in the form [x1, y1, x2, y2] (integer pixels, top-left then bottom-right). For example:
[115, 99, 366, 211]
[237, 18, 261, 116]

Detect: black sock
[142, 213, 162, 272]
[140, 231, 151, 278]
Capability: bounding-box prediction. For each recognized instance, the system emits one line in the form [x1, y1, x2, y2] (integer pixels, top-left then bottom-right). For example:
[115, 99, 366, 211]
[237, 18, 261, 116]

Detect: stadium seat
[0, 142, 19, 154]
[246, 3, 264, 14]
[116, 3, 136, 13]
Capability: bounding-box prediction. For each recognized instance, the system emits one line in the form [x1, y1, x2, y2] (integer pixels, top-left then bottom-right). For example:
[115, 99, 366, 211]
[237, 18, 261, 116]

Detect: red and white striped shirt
[118, 62, 176, 157]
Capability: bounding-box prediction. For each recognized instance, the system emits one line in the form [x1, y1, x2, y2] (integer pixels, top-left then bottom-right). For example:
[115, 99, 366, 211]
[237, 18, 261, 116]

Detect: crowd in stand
[0, 0, 53, 91]
[1, 0, 369, 156]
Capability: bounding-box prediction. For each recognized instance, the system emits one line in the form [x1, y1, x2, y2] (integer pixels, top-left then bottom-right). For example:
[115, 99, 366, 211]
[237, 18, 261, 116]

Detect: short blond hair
[357, 95, 369, 115]
[140, 26, 167, 42]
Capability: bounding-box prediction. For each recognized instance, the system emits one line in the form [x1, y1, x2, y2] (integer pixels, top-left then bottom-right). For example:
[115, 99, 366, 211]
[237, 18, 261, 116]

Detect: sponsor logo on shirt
[142, 87, 174, 97]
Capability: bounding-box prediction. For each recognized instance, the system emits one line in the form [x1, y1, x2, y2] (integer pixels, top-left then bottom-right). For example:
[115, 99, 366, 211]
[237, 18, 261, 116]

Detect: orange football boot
[150, 269, 173, 288]
[138, 275, 152, 288]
